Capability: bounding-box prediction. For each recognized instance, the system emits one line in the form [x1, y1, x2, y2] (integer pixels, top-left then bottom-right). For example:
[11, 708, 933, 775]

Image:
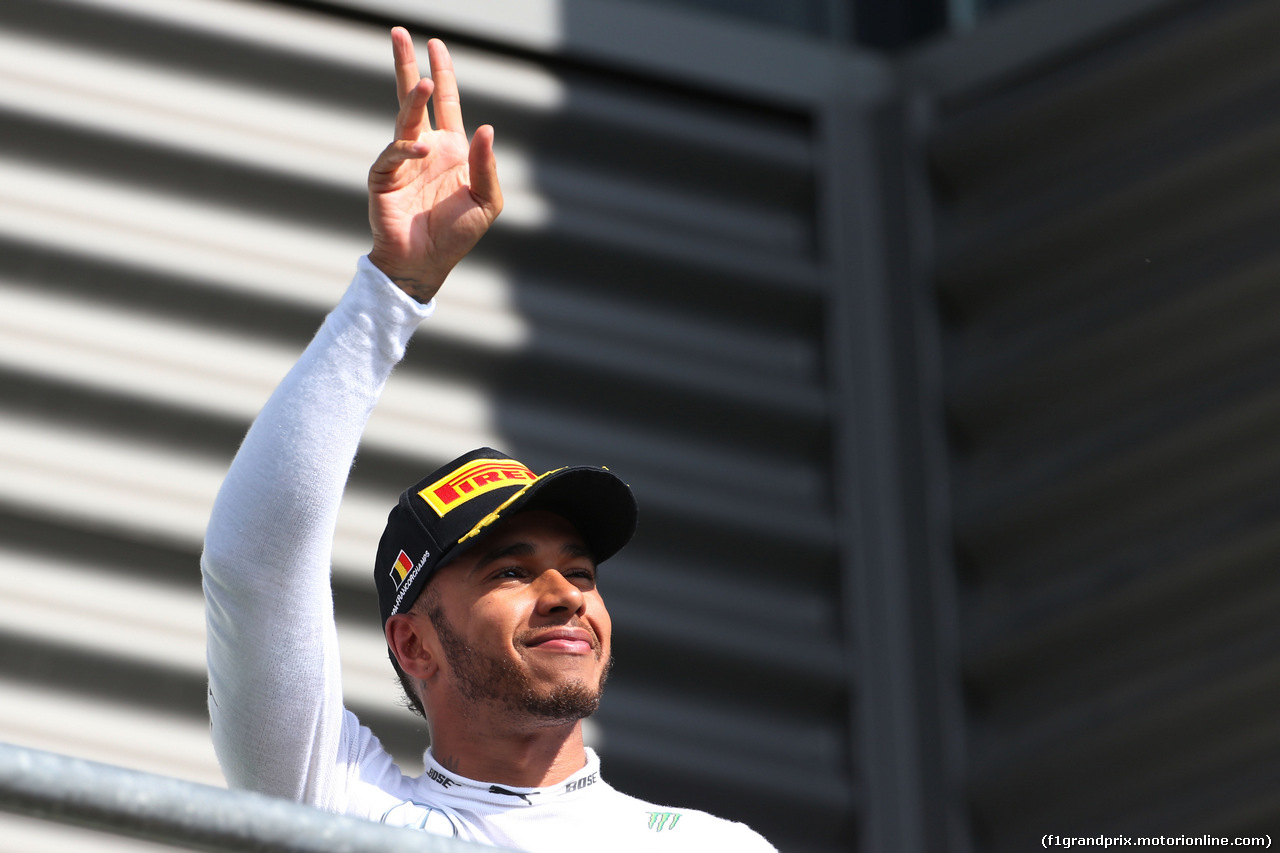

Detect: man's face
[419, 510, 612, 723]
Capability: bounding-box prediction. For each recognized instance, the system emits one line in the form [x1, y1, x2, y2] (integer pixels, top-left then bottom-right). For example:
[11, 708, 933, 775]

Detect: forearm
[201, 256, 432, 801]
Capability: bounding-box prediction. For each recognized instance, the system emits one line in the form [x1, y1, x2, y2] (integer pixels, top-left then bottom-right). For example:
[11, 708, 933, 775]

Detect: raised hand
[368, 29, 503, 303]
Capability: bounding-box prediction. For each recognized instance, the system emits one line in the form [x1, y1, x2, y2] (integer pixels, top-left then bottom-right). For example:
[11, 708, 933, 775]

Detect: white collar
[418, 747, 605, 806]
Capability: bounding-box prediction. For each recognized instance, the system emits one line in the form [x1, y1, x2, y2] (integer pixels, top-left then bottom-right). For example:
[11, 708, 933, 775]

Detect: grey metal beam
[898, 88, 976, 853]
[819, 92, 927, 852]
[0, 741, 488, 853]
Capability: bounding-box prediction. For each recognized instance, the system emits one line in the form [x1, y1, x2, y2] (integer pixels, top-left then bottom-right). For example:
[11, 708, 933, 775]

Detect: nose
[534, 570, 585, 617]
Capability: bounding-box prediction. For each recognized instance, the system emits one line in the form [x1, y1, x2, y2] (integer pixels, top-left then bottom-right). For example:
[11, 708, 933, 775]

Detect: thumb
[468, 125, 503, 218]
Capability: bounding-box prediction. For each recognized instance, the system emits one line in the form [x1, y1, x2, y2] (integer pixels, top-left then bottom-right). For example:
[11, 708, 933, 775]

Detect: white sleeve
[201, 256, 433, 806]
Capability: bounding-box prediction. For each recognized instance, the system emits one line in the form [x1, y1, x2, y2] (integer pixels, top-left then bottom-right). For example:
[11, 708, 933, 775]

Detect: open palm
[368, 31, 503, 303]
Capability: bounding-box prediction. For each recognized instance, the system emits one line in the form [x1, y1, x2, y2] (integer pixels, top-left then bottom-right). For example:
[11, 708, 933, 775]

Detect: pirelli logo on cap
[420, 458, 537, 517]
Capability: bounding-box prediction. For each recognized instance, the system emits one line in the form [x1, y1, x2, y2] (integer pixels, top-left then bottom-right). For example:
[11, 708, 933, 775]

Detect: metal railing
[0, 740, 492, 852]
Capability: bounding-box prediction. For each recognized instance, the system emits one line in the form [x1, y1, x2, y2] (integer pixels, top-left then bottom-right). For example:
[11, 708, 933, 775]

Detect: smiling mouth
[523, 627, 597, 655]
[530, 637, 593, 653]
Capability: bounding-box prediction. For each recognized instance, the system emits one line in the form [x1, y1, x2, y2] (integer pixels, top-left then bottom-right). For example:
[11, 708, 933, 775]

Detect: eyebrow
[472, 541, 594, 573]
[474, 542, 535, 572]
[563, 542, 593, 560]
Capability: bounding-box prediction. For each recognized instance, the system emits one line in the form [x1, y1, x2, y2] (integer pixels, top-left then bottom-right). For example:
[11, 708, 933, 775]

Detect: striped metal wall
[0, 1, 900, 851]
[912, 0, 1280, 847]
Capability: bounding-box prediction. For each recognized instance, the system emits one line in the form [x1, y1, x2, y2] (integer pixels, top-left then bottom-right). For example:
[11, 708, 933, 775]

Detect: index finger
[426, 38, 465, 134]
[391, 27, 421, 106]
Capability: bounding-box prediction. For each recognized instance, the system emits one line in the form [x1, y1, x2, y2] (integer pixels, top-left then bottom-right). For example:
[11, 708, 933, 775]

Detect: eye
[491, 566, 527, 581]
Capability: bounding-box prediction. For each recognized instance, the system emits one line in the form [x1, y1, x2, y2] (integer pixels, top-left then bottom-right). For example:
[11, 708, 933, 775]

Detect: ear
[386, 612, 439, 681]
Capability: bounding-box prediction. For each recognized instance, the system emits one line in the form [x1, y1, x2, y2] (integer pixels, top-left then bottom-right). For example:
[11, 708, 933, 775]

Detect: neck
[428, 710, 589, 787]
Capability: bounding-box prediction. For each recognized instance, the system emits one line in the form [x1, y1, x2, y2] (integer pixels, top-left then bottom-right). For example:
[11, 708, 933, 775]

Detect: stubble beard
[428, 604, 611, 723]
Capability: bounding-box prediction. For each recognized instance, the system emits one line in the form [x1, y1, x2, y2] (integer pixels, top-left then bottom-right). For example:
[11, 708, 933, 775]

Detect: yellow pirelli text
[420, 459, 538, 516]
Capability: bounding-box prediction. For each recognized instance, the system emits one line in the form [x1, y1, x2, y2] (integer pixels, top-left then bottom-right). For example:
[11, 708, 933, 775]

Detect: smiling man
[200, 27, 775, 852]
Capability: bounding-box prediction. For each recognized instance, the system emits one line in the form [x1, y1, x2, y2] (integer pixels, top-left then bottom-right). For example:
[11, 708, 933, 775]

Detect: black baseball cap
[374, 447, 637, 627]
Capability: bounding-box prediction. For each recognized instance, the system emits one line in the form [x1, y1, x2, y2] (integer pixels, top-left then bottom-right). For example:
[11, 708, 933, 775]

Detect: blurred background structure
[1, 0, 1279, 850]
